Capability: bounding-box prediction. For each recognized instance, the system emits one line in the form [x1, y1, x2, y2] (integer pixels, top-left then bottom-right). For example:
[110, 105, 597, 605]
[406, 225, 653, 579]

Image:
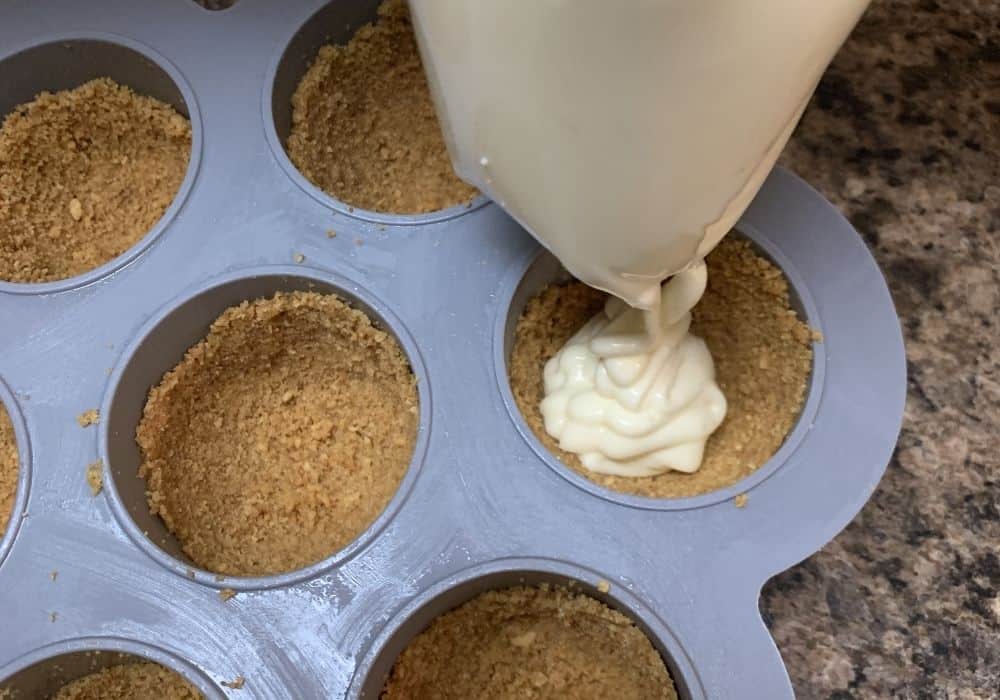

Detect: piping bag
[408, 0, 869, 310]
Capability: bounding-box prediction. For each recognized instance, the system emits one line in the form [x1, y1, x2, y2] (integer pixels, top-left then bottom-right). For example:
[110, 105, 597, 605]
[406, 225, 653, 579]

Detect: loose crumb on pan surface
[0, 78, 191, 284]
[86, 461, 103, 497]
[77, 409, 99, 428]
[137, 290, 418, 576]
[49, 662, 202, 700]
[0, 404, 17, 536]
[221, 676, 245, 690]
[382, 585, 678, 700]
[510, 235, 814, 499]
[287, 0, 477, 214]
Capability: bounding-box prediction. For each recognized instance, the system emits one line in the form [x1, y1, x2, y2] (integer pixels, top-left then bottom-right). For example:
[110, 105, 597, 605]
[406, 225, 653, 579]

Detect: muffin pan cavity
[0, 36, 200, 291]
[499, 231, 822, 506]
[0, 638, 222, 699]
[265, 0, 485, 223]
[102, 267, 429, 589]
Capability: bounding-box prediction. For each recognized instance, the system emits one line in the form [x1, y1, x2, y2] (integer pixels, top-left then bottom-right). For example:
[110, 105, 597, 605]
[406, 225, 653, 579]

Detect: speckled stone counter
[764, 1, 999, 697]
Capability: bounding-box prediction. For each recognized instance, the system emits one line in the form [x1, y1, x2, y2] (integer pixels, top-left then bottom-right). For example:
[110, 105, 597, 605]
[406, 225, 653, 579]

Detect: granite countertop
[765, 1, 999, 697]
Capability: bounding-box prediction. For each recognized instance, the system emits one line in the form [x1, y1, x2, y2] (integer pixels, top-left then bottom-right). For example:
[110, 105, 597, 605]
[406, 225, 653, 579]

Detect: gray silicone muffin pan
[0, 1, 907, 698]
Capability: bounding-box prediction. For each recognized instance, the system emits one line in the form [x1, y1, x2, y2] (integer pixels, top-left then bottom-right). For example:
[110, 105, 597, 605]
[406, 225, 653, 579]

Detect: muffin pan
[0, 1, 906, 698]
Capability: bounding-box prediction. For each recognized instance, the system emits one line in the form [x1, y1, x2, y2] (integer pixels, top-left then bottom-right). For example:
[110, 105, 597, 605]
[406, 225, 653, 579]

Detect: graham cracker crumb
[0, 78, 191, 283]
[77, 409, 99, 428]
[221, 676, 245, 690]
[811, 327, 824, 342]
[86, 461, 103, 496]
[293, 253, 305, 263]
[50, 570, 58, 581]
[326, 229, 337, 238]
[734, 493, 748, 509]
[50, 661, 201, 699]
[383, 585, 678, 699]
[510, 235, 813, 499]
[218, 588, 236, 602]
[287, 0, 477, 214]
[596, 579, 611, 594]
[137, 290, 418, 576]
[509, 630, 537, 648]
[0, 404, 17, 536]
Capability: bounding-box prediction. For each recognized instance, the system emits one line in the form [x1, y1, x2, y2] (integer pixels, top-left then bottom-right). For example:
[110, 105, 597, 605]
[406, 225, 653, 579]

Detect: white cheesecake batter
[540, 262, 726, 476]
